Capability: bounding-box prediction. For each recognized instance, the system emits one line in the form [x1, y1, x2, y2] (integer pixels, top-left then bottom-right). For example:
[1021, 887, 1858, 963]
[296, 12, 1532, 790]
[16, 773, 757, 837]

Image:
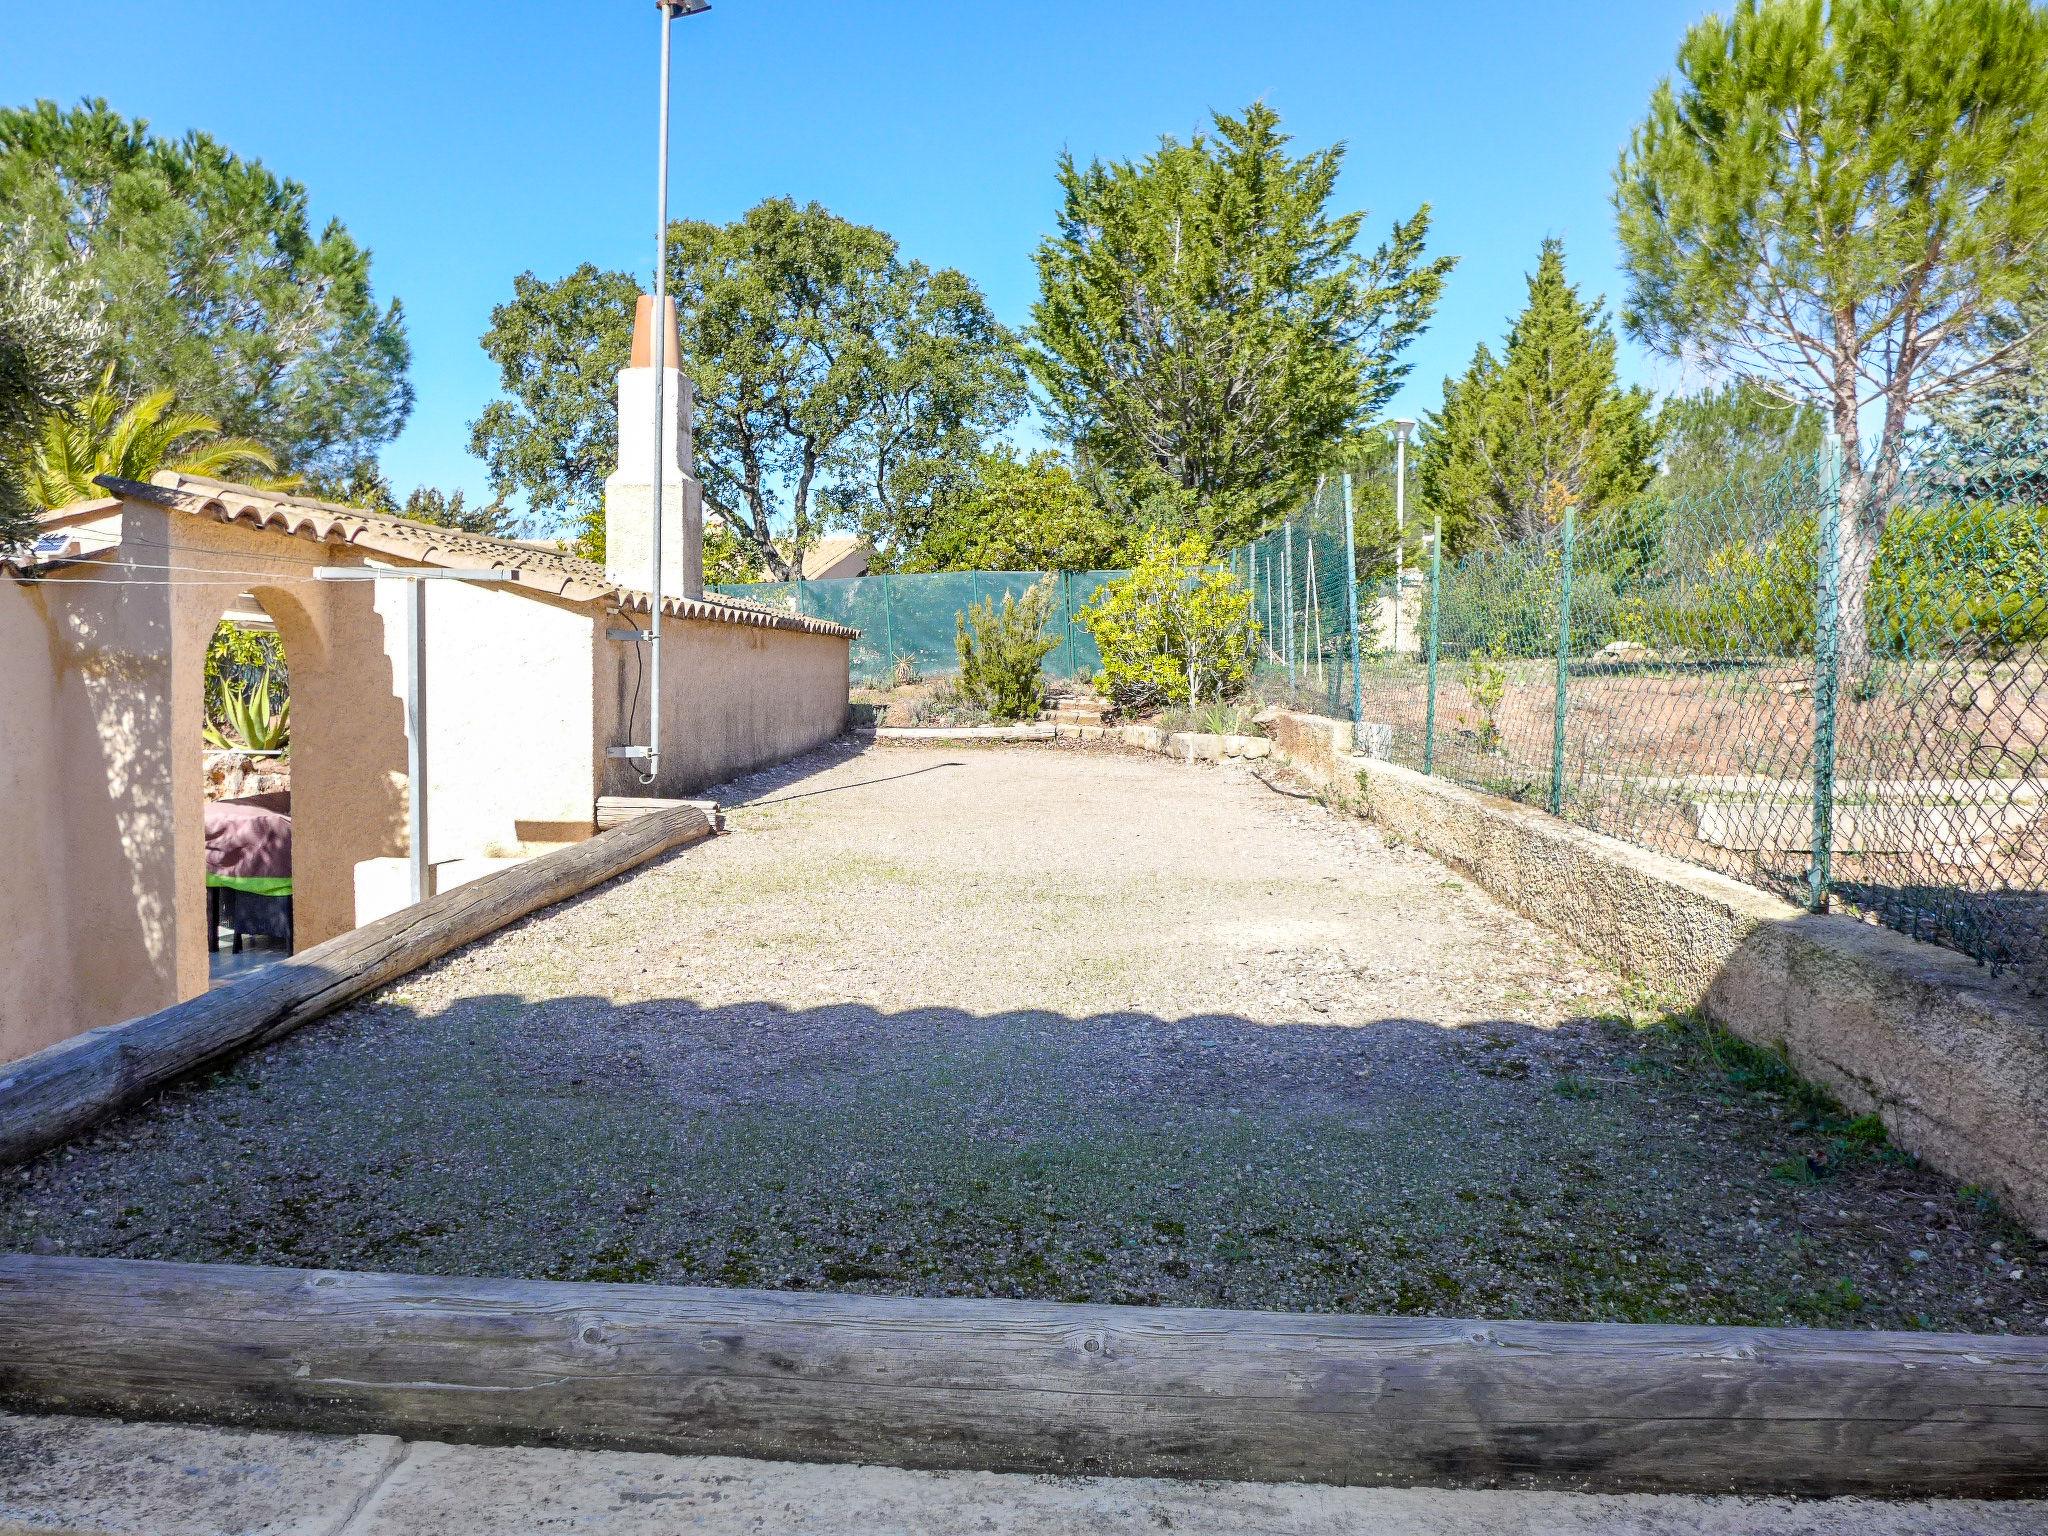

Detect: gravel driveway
[3, 741, 2043, 1331]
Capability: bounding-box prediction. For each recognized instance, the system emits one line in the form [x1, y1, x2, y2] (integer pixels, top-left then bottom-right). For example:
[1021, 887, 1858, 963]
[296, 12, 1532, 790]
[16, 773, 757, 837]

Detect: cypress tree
[1418, 239, 1657, 552]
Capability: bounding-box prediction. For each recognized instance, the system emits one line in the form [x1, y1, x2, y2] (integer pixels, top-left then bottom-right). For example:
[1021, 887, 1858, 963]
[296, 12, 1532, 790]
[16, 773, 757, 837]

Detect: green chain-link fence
[710, 570, 1129, 685]
[1377, 434, 2048, 981]
[1224, 475, 1372, 722]
[721, 432, 2047, 981]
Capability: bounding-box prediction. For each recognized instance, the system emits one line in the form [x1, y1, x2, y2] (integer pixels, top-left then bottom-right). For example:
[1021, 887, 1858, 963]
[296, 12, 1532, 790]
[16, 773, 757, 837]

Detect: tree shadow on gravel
[3, 990, 2043, 1336]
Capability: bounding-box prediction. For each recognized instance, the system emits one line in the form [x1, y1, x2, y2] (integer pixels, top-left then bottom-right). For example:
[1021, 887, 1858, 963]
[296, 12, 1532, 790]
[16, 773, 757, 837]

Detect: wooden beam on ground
[0, 803, 718, 1167]
[596, 796, 724, 832]
[1, 1256, 2044, 1496]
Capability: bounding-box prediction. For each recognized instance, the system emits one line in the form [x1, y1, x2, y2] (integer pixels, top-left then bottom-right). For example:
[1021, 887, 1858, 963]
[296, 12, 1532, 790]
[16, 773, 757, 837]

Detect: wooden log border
[1, 1255, 2045, 1496]
[0, 802, 718, 1166]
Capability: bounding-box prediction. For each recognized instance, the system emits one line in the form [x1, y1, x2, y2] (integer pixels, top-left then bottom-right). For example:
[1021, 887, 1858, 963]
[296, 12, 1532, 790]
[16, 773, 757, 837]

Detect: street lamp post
[641, 0, 712, 787]
[1392, 418, 1417, 656]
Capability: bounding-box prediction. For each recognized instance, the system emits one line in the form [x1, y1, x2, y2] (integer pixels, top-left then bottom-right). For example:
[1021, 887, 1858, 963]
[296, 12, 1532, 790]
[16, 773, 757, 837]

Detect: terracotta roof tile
[90, 473, 858, 640]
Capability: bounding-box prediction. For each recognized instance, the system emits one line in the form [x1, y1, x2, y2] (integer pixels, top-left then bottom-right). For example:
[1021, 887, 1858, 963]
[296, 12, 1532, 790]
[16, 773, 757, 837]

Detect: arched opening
[202, 591, 294, 983]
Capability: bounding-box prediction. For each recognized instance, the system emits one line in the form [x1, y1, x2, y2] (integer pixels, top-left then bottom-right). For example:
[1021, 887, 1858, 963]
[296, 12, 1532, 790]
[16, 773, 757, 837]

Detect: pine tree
[1615, 0, 2048, 672]
[1417, 239, 1657, 552]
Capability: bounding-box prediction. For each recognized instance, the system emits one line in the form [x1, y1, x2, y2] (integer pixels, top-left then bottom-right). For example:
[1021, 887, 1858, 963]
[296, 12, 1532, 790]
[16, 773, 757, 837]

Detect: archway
[201, 591, 294, 983]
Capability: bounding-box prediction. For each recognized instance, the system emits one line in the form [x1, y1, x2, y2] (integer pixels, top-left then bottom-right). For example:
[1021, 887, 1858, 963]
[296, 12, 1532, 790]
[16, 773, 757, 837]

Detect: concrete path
[3, 1413, 2041, 1536]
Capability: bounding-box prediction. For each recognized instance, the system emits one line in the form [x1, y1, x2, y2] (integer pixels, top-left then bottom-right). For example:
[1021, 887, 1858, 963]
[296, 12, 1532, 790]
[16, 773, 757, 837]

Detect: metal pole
[1341, 471, 1363, 727]
[1549, 504, 1576, 818]
[880, 573, 897, 683]
[1424, 516, 1442, 775]
[643, 4, 679, 787]
[1283, 519, 1295, 690]
[1393, 426, 1410, 654]
[1811, 433, 1845, 912]
[1247, 549, 1257, 671]
[406, 579, 428, 905]
[1060, 571, 1074, 679]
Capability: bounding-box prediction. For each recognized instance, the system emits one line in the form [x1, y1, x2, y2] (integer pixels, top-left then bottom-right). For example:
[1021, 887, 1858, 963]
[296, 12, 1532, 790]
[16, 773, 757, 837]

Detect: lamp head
[1393, 418, 1418, 443]
[659, 0, 712, 15]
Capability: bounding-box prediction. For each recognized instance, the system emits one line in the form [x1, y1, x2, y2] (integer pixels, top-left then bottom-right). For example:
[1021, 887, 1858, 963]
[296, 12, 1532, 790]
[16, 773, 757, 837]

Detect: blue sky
[5, 0, 1711, 504]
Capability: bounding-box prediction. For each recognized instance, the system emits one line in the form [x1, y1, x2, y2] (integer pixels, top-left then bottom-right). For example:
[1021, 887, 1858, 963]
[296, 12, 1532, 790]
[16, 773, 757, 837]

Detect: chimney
[603, 294, 703, 599]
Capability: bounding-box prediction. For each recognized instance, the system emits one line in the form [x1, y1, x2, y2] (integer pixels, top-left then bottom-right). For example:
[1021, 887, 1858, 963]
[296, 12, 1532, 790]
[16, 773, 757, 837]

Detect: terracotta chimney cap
[630, 295, 683, 370]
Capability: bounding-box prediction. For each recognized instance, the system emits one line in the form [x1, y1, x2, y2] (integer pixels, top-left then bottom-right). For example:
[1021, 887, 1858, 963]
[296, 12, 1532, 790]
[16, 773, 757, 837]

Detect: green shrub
[956, 578, 1058, 722]
[1621, 501, 2048, 659]
[205, 669, 290, 752]
[1080, 532, 1256, 713]
[1156, 700, 1261, 737]
[206, 622, 285, 723]
[906, 678, 991, 728]
[1871, 502, 2048, 648]
[1463, 641, 1508, 751]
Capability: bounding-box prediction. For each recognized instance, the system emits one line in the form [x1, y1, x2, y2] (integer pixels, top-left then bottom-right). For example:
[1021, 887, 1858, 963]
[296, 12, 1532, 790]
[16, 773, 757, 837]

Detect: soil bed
[2, 743, 2043, 1332]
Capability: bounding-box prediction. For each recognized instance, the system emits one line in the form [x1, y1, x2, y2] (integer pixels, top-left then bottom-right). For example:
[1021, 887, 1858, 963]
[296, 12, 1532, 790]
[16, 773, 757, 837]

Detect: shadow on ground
[2, 988, 2042, 1335]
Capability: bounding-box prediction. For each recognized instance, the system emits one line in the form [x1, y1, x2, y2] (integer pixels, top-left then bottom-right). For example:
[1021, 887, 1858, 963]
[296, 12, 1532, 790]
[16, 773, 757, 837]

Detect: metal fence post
[1283, 519, 1296, 690]
[1810, 434, 1845, 912]
[1064, 573, 1081, 679]
[1549, 504, 1576, 817]
[1424, 516, 1442, 775]
[880, 573, 897, 681]
[1341, 472, 1364, 726]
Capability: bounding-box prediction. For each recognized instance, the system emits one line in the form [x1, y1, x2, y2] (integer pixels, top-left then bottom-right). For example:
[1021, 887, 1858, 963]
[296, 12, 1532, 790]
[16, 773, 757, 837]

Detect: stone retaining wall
[1259, 711, 2048, 1236]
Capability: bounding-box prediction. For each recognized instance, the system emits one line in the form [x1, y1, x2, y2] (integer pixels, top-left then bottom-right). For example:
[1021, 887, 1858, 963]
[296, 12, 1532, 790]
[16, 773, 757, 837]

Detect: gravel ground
[3, 741, 2043, 1331]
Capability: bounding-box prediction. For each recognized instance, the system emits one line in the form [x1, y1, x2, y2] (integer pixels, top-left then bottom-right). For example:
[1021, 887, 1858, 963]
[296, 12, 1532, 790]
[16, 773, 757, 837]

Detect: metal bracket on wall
[606, 629, 648, 643]
[606, 746, 653, 760]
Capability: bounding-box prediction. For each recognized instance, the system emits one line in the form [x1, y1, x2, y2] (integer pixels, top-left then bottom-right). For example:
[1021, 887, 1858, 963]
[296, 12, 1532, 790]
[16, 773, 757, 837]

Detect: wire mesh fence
[710, 570, 1128, 685]
[721, 429, 2046, 981]
[1224, 475, 1370, 722]
[1379, 435, 2048, 983]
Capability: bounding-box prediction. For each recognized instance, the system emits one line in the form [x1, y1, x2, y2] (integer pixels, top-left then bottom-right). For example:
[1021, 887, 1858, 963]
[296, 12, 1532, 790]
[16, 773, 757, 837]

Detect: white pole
[1393, 419, 1416, 656]
[645, 4, 677, 788]
[406, 579, 428, 905]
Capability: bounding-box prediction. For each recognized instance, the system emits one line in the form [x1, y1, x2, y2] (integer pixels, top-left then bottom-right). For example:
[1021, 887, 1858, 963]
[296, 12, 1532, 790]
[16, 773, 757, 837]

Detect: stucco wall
[598, 616, 850, 799]
[0, 579, 86, 1062]
[4, 492, 846, 1064]
[1260, 711, 2048, 1235]
[4, 507, 446, 1061]
[390, 580, 599, 859]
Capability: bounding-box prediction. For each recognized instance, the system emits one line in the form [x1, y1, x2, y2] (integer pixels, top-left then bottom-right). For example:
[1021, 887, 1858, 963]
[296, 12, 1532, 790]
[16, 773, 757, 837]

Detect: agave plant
[22, 364, 296, 508]
[204, 670, 291, 754]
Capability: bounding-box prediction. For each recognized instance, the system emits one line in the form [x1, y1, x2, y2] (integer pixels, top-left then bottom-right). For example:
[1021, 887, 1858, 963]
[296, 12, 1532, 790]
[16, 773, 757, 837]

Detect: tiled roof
[92, 473, 858, 640]
[801, 534, 871, 581]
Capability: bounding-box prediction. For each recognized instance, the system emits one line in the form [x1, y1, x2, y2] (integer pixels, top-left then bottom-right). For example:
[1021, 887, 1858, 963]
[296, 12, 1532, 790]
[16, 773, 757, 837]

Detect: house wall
[3, 492, 844, 1065]
[0, 579, 90, 1062]
[2, 509, 611, 1065]
[394, 579, 599, 858]
[598, 616, 850, 799]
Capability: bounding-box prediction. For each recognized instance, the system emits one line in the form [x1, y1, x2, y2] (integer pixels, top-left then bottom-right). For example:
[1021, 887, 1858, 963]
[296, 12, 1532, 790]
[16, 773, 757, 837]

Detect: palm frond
[22, 365, 297, 507]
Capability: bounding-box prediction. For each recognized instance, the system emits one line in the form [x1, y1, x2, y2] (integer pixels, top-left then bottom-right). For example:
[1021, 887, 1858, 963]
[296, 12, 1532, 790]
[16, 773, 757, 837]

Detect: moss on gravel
[2, 745, 2042, 1334]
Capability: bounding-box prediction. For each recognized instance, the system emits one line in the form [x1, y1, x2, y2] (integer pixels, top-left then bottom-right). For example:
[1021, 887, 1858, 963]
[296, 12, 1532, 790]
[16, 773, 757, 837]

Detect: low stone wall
[865, 721, 1273, 760]
[202, 751, 289, 803]
[1260, 711, 2048, 1236]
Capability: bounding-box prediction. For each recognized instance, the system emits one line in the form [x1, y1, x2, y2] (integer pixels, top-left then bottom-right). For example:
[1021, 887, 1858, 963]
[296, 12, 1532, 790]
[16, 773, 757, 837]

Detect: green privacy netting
[710, 571, 1130, 684]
